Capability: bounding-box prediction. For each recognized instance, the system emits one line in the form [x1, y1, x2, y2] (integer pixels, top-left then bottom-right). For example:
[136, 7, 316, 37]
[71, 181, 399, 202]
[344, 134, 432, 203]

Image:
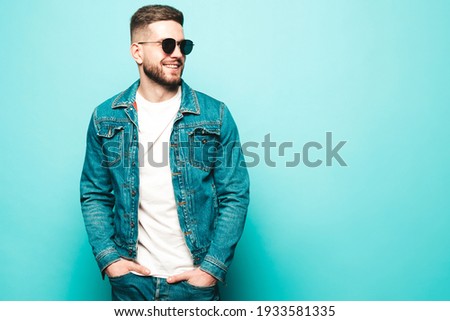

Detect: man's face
[140, 20, 186, 89]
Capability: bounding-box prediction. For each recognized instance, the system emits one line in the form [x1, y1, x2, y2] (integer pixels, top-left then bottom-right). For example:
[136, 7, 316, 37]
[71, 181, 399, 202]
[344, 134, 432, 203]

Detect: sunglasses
[137, 38, 194, 55]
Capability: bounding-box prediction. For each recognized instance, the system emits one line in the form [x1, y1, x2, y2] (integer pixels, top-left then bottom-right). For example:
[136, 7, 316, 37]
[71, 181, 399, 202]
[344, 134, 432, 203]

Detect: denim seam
[95, 247, 118, 261]
[204, 255, 228, 272]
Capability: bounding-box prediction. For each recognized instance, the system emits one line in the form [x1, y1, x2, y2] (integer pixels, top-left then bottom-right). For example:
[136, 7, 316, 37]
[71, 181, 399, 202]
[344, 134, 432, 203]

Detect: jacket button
[128, 250, 133, 255]
[130, 222, 135, 228]
[131, 190, 136, 197]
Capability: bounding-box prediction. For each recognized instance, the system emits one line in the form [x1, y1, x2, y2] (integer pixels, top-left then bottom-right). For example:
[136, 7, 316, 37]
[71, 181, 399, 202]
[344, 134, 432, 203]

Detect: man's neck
[138, 76, 180, 103]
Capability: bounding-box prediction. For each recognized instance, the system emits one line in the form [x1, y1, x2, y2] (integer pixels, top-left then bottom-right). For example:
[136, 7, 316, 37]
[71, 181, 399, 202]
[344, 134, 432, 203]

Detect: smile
[163, 64, 181, 69]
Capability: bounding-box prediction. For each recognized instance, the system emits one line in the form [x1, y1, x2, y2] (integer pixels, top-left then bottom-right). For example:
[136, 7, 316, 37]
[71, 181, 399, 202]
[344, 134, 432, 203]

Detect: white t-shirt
[135, 88, 195, 278]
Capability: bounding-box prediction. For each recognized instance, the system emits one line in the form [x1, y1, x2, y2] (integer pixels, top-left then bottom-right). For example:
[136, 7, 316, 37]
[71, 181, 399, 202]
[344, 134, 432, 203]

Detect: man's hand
[167, 268, 217, 287]
[105, 259, 151, 278]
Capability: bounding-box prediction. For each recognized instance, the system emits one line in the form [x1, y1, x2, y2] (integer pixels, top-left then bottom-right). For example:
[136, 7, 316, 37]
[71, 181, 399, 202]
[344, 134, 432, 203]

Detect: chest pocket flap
[188, 126, 221, 171]
[96, 121, 125, 167]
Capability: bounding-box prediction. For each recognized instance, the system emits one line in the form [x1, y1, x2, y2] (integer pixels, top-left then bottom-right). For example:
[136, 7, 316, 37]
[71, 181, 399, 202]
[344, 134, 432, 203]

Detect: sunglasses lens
[162, 38, 176, 54]
[180, 40, 194, 55]
[160, 38, 194, 55]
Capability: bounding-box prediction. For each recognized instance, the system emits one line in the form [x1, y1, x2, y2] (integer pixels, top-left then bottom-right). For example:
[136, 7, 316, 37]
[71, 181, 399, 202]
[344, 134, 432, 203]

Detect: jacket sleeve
[200, 104, 250, 282]
[80, 112, 121, 275]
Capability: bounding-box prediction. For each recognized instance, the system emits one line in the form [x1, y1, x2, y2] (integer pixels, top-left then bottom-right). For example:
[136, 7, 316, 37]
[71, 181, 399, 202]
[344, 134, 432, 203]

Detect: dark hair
[130, 5, 184, 42]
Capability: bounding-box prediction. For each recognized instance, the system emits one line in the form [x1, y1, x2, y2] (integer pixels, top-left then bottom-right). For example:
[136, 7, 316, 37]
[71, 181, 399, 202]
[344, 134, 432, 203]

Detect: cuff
[199, 255, 228, 283]
[95, 247, 121, 279]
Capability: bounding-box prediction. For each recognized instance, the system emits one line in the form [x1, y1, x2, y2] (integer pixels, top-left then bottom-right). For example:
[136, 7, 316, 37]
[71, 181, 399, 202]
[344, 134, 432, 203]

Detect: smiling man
[80, 5, 249, 301]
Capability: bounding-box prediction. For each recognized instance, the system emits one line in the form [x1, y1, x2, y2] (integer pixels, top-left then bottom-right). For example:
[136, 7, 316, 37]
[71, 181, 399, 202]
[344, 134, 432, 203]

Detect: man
[80, 5, 249, 301]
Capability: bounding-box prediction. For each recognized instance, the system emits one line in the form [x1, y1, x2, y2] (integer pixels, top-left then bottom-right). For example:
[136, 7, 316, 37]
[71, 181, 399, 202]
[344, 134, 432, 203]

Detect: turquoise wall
[1, 0, 449, 300]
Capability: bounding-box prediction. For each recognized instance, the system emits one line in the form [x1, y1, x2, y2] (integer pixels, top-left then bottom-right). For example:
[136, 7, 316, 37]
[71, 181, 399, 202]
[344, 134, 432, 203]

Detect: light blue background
[1, 0, 449, 300]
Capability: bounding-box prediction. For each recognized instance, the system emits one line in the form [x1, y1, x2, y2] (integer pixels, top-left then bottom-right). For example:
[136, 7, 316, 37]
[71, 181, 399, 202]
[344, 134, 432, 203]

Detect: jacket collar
[111, 79, 200, 115]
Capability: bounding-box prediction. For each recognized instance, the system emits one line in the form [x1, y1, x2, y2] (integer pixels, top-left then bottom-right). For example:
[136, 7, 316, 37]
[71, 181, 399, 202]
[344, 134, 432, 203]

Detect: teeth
[164, 64, 179, 69]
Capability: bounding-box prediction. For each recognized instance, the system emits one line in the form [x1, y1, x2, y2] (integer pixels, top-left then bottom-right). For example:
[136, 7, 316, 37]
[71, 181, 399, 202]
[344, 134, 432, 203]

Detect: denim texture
[80, 80, 249, 282]
[110, 274, 220, 301]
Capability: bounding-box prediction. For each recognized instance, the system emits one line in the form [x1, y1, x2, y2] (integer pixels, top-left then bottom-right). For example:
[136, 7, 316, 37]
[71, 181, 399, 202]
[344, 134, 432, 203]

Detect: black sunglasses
[137, 38, 194, 55]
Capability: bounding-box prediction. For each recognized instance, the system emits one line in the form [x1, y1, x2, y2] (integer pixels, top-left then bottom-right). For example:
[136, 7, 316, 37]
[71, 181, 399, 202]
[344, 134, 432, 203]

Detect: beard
[143, 60, 183, 90]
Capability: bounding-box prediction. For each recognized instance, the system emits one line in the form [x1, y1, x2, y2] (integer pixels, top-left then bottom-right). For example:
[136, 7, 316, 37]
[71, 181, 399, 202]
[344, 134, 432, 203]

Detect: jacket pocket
[188, 127, 220, 171]
[97, 122, 124, 168]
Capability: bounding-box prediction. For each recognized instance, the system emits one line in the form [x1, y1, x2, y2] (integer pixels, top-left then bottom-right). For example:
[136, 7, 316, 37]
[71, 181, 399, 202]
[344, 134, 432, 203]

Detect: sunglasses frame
[137, 38, 194, 55]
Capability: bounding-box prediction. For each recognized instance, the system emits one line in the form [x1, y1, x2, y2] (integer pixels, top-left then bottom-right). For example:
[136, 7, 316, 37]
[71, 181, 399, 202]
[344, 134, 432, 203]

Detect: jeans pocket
[183, 280, 216, 290]
[109, 273, 149, 301]
[109, 272, 133, 283]
[180, 281, 220, 301]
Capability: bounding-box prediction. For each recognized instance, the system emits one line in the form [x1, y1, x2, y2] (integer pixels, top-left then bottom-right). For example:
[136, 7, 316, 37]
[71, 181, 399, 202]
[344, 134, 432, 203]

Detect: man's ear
[130, 43, 143, 64]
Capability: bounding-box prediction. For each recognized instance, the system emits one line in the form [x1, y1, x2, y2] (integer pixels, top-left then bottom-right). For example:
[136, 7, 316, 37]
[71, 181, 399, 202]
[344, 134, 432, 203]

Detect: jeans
[109, 273, 220, 301]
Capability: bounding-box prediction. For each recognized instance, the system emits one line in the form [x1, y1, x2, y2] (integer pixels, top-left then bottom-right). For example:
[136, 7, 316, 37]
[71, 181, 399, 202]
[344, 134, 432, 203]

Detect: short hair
[130, 5, 184, 42]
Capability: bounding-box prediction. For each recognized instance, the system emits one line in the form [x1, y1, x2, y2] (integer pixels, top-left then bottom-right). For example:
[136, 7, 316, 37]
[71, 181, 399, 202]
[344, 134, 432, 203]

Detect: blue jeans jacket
[80, 80, 249, 282]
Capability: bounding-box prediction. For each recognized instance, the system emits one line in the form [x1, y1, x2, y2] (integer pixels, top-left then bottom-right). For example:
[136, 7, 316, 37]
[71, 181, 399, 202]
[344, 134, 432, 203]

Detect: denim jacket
[80, 80, 249, 282]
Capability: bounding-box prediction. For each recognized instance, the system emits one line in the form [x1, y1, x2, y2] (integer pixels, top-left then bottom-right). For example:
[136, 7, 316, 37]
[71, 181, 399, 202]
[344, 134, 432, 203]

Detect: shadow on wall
[66, 238, 111, 300]
[219, 204, 297, 301]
